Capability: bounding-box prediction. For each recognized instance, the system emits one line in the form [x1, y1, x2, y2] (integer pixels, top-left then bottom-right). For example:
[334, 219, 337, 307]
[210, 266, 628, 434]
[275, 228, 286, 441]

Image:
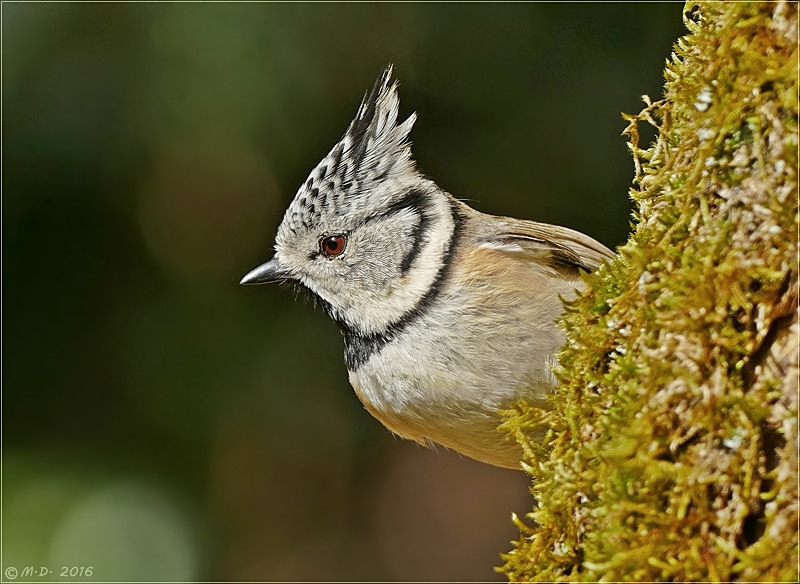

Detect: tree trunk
[498, 2, 798, 580]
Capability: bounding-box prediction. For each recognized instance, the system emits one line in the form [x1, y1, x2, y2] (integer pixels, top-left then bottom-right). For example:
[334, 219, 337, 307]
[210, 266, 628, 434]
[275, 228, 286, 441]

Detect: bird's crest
[278, 65, 418, 236]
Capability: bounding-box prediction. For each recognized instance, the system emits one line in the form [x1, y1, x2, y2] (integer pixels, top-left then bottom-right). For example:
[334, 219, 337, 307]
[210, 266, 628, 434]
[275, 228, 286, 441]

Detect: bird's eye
[319, 234, 347, 258]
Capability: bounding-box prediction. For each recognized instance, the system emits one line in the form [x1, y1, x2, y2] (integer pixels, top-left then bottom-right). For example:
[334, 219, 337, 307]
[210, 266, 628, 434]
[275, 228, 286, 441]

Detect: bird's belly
[346, 330, 555, 468]
[350, 363, 538, 469]
[341, 275, 573, 468]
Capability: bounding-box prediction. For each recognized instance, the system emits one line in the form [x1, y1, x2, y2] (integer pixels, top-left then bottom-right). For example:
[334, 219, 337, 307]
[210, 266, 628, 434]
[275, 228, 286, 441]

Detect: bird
[241, 66, 614, 469]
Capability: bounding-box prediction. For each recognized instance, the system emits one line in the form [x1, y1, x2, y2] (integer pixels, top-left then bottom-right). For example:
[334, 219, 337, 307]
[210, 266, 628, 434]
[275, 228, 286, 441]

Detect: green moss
[498, 2, 798, 581]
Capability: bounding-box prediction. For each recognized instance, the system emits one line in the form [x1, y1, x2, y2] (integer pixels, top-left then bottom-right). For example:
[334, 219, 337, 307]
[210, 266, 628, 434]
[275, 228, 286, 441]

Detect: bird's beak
[239, 257, 291, 285]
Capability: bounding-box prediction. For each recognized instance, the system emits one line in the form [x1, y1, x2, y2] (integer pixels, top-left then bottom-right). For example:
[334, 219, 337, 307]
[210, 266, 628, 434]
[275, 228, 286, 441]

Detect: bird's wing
[483, 217, 616, 279]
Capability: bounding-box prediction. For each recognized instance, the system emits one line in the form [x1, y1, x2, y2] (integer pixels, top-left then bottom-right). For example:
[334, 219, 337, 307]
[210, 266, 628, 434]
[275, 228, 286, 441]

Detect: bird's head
[241, 66, 459, 338]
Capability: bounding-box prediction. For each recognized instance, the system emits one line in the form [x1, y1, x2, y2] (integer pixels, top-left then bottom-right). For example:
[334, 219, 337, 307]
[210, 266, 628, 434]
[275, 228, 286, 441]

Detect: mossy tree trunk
[498, 2, 798, 581]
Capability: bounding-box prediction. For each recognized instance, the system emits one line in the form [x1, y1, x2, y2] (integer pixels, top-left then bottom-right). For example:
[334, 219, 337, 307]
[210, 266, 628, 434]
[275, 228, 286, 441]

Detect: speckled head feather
[276, 65, 418, 243]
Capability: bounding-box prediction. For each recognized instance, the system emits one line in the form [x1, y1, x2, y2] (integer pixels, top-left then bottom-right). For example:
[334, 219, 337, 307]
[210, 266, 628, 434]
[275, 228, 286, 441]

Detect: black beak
[239, 257, 291, 285]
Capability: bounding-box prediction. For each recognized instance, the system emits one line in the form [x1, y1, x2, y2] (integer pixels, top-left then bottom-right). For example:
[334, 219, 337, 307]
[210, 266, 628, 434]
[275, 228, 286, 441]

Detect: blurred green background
[3, 3, 685, 581]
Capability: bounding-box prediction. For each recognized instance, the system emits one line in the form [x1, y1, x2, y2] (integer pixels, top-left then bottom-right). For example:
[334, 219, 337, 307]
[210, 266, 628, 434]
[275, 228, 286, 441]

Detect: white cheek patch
[335, 191, 456, 335]
[348, 211, 420, 287]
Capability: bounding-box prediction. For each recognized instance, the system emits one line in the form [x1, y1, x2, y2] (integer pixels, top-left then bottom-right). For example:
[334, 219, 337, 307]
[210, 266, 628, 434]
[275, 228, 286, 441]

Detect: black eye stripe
[400, 210, 430, 275]
[364, 189, 430, 224]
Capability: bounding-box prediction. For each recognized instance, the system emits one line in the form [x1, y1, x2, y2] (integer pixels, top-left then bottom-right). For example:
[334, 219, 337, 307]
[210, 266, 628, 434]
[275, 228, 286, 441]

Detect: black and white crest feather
[277, 65, 418, 240]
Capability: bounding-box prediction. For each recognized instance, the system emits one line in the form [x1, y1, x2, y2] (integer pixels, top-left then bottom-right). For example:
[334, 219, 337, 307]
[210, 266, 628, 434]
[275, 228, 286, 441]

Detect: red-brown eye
[320, 234, 347, 258]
